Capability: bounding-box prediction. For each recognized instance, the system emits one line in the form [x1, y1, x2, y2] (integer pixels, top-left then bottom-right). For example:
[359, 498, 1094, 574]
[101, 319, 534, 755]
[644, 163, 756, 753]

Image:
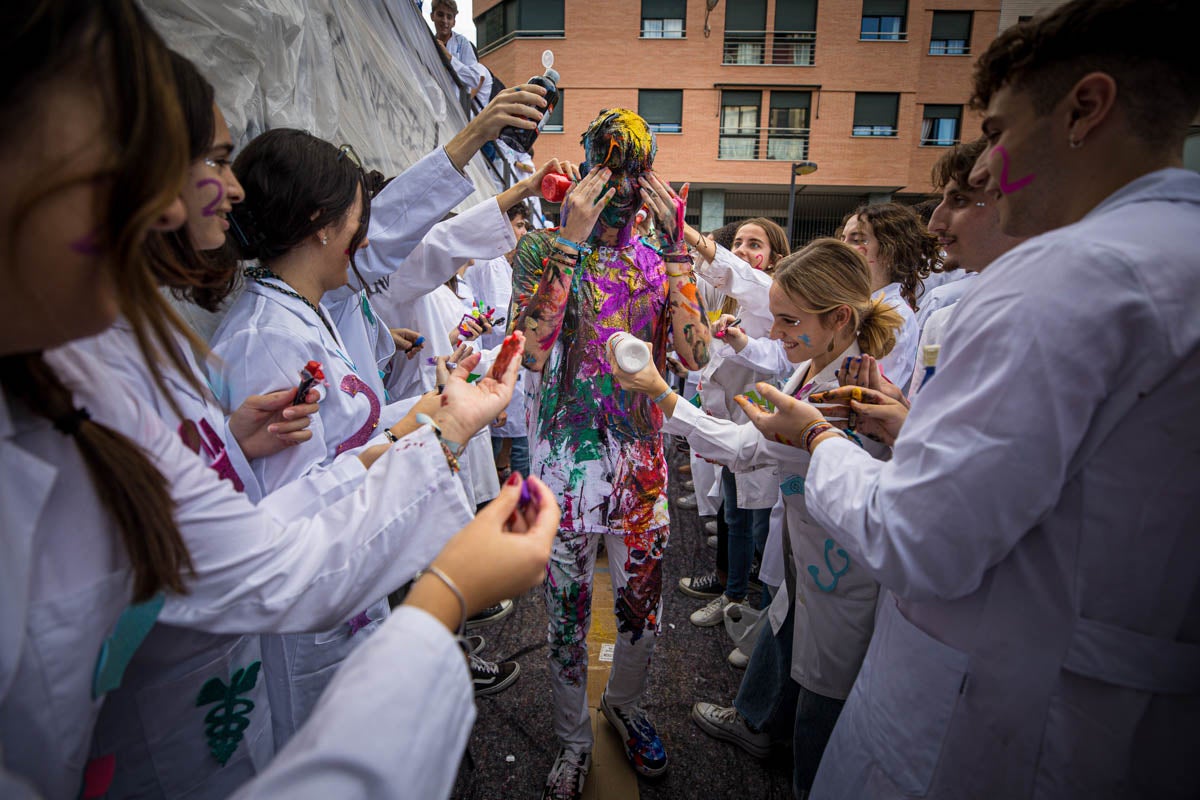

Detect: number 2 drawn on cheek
[69, 232, 101, 256]
[195, 178, 225, 216]
[994, 145, 1035, 194]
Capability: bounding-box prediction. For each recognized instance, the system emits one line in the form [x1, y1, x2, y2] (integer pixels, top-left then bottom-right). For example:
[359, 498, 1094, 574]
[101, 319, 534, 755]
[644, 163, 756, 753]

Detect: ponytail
[856, 295, 904, 359]
[0, 353, 193, 602]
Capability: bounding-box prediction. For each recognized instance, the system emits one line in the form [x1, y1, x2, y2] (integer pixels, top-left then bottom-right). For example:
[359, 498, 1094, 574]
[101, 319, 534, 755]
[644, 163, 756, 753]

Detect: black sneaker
[678, 572, 724, 599]
[465, 599, 514, 629]
[466, 634, 485, 655]
[541, 748, 591, 800]
[470, 653, 520, 696]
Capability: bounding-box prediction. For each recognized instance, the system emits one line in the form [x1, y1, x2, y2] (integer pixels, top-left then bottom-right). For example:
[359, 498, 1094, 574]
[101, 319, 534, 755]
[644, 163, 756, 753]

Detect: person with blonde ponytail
[0, 3, 560, 798]
[608, 239, 902, 797]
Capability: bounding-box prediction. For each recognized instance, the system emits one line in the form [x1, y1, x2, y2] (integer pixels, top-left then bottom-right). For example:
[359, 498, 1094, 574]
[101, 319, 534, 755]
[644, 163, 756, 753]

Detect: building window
[920, 104, 960, 146]
[852, 92, 899, 137]
[768, 91, 811, 160]
[476, 0, 564, 54]
[642, 0, 685, 38]
[772, 0, 817, 65]
[723, 0, 767, 64]
[638, 89, 683, 133]
[929, 11, 971, 55]
[860, 0, 907, 41]
[719, 90, 761, 159]
[543, 89, 564, 132]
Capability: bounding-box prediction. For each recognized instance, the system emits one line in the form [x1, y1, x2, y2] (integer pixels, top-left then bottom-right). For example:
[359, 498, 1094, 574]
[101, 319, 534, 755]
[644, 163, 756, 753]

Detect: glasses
[337, 143, 363, 169]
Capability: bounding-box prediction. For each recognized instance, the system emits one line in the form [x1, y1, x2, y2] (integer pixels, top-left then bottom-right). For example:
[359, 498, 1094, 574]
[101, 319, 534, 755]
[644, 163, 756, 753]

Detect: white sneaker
[727, 647, 749, 669]
[706, 534, 718, 549]
[704, 520, 718, 535]
[690, 593, 741, 627]
[674, 493, 699, 510]
[691, 702, 770, 758]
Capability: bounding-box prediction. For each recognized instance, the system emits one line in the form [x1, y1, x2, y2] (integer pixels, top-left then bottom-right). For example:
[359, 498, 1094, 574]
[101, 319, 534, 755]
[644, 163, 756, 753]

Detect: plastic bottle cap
[541, 49, 555, 69]
[541, 172, 572, 203]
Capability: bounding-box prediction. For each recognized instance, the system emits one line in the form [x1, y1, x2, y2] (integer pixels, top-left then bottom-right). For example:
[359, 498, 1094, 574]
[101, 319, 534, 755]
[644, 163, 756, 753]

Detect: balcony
[722, 30, 816, 66]
[718, 127, 810, 161]
[477, 29, 564, 57]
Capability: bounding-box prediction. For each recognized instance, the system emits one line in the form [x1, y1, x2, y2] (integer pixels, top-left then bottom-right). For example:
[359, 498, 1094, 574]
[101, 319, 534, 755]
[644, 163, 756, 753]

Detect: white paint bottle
[606, 332, 651, 373]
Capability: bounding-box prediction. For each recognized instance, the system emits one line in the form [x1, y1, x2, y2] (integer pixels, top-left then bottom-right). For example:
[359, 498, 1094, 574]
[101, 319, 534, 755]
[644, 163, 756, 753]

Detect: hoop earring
[1069, 137, 1083, 149]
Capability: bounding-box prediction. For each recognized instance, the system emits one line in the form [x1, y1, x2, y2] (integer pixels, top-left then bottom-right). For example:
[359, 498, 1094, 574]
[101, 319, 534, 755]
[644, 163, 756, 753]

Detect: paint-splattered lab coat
[664, 345, 890, 699]
[0, 348, 472, 799]
[805, 169, 1200, 799]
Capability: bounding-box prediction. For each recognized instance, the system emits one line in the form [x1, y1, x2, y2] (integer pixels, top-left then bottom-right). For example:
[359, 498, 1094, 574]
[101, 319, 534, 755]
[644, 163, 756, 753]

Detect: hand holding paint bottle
[606, 332, 651, 373]
[498, 50, 559, 154]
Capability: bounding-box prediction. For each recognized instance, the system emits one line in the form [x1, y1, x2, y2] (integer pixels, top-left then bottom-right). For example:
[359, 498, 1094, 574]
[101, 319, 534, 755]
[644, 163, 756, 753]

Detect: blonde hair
[773, 238, 904, 358]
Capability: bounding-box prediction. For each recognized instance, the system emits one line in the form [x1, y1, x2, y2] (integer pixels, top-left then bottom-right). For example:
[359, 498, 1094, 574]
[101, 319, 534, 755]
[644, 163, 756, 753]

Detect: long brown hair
[773, 238, 905, 359]
[854, 203, 941, 312]
[716, 217, 792, 317]
[0, 0, 195, 601]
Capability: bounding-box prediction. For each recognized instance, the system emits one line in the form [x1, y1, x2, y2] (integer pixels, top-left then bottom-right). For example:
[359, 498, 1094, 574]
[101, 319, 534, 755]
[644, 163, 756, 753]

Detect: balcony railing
[723, 30, 816, 66]
[718, 127, 810, 160]
[477, 29, 564, 57]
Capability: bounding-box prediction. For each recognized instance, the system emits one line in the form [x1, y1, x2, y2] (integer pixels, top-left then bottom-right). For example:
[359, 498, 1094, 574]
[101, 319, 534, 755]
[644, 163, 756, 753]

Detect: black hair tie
[53, 406, 91, 436]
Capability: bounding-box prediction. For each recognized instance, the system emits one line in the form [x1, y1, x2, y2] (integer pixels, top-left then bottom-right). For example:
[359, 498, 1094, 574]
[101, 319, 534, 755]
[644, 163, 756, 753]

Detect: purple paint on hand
[518, 480, 533, 510]
[195, 178, 225, 216]
[994, 145, 1035, 194]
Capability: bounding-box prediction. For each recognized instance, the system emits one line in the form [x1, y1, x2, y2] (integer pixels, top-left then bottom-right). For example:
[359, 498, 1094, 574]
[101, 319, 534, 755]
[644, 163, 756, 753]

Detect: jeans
[491, 435, 530, 480]
[721, 468, 771, 601]
[732, 600, 845, 796]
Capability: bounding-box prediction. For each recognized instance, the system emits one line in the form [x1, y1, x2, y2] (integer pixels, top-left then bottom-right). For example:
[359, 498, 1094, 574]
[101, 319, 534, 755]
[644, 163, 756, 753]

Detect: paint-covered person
[735, 1, 1200, 796]
[513, 109, 711, 799]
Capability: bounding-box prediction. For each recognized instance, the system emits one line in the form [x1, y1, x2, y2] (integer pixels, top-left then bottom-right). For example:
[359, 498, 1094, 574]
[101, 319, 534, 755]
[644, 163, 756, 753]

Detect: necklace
[244, 265, 337, 341]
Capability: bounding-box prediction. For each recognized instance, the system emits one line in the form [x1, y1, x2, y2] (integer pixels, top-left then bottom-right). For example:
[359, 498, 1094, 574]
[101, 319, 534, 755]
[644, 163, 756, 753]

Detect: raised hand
[558, 166, 615, 244]
[637, 171, 686, 248]
[434, 332, 524, 446]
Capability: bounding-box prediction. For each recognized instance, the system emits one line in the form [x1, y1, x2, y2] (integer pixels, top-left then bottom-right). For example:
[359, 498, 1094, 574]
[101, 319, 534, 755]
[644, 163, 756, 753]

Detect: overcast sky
[420, 0, 478, 43]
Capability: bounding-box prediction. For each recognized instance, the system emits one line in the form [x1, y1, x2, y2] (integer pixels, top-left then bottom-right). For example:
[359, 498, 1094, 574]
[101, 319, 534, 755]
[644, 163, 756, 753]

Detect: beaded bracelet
[803, 422, 844, 453]
[425, 565, 468, 638]
[797, 418, 830, 449]
[554, 234, 591, 254]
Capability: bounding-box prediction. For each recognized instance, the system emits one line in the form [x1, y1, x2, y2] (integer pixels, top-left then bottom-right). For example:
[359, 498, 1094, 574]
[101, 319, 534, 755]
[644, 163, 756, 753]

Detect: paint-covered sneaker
[470, 653, 520, 696]
[600, 693, 668, 777]
[691, 702, 770, 758]
[541, 748, 591, 800]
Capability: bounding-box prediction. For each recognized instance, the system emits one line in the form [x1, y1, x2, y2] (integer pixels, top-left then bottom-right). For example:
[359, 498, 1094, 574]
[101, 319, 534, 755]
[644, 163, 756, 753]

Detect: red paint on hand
[490, 333, 523, 380]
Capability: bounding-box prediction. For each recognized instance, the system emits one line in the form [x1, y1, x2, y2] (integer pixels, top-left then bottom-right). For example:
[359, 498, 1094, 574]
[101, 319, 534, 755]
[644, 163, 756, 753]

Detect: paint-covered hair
[581, 108, 657, 175]
[971, 0, 1198, 149]
[0, 0, 195, 602]
[854, 203, 940, 312]
[773, 239, 904, 359]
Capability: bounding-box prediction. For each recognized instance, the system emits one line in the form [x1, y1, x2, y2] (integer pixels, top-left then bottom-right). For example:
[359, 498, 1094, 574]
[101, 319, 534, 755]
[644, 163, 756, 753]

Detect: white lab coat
[915, 270, 977, 332]
[806, 169, 1200, 799]
[70, 323, 369, 799]
[371, 198, 517, 401]
[908, 301, 957, 398]
[444, 31, 491, 109]
[694, 246, 780, 508]
[325, 146, 475, 402]
[384, 281, 500, 507]
[874, 281, 919, 395]
[0, 347, 471, 799]
[208, 280, 436, 748]
[466, 255, 526, 439]
[664, 344, 889, 698]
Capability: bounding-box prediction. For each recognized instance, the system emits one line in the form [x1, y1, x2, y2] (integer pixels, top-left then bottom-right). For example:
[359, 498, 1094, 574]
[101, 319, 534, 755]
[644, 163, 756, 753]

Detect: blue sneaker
[600, 693, 668, 777]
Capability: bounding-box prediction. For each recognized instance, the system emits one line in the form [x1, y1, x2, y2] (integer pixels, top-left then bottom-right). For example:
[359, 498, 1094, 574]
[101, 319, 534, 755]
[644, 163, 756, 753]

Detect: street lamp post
[786, 160, 819, 247]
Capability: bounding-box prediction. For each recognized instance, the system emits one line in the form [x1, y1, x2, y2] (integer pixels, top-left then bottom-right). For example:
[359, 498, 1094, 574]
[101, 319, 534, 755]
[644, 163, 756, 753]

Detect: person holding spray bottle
[512, 109, 710, 799]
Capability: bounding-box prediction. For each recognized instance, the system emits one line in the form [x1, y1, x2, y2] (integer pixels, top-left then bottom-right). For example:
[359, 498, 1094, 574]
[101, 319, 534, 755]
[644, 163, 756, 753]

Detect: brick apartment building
[475, 0, 1019, 244]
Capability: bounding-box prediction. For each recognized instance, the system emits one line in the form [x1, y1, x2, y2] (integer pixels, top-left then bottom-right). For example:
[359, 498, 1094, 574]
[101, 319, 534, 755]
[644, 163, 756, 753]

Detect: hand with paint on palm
[734, 382, 826, 450]
[637, 171, 686, 251]
[809, 385, 906, 447]
[558, 165, 615, 245]
[434, 336, 524, 449]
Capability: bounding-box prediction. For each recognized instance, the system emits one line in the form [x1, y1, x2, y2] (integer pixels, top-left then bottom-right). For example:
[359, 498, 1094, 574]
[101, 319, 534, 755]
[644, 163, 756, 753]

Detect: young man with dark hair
[733, 1, 1200, 796]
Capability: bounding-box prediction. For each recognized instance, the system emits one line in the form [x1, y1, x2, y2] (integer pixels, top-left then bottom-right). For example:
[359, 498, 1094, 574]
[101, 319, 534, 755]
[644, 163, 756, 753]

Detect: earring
[827, 338, 835, 353]
[1069, 137, 1083, 149]
[321, 236, 328, 245]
